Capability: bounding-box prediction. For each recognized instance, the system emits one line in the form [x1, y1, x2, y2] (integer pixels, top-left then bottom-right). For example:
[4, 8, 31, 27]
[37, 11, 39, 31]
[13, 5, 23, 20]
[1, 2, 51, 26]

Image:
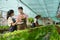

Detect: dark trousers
[17, 23, 27, 30]
[9, 25, 17, 32]
[31, 23, 36, 28]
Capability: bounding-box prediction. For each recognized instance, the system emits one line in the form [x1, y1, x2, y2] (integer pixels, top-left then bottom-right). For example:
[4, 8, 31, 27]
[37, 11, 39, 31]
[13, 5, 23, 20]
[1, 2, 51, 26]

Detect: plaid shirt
[16, 13, 28, 23]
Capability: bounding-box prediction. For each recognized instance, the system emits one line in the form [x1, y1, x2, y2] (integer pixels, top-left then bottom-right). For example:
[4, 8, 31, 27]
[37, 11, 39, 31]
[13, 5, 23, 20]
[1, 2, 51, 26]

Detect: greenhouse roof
[0, 0, 60, 21]
[20, 0, 59, 17]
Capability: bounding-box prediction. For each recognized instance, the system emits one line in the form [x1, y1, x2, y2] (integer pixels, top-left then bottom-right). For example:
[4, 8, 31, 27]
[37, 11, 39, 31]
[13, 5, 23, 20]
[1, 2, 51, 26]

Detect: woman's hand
[11, 22, 17, 26]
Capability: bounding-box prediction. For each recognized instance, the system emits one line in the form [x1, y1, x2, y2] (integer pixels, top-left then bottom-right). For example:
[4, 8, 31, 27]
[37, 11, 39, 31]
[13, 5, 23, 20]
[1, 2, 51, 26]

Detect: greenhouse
[0, 0, 60, 40]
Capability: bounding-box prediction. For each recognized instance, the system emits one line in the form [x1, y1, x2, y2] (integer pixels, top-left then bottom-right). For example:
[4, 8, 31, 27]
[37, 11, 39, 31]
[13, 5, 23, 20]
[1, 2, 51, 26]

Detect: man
[16, 7, 28, 30]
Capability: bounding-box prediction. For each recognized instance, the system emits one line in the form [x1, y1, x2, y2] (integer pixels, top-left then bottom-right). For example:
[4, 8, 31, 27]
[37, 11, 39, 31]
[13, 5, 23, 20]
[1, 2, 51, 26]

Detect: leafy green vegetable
[28, 18, 34, 23]
[0, 26, 9, 29]
[0, 25, 60, 40]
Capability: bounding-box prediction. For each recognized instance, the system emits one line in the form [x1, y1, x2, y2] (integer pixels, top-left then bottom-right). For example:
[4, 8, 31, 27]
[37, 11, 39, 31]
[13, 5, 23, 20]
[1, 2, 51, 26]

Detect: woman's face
[11, 13, 14, 16]
[37, 17, 40, 19]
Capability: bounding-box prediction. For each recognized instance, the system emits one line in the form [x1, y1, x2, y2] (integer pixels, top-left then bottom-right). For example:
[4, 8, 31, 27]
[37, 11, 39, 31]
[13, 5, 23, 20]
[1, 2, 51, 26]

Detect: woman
[7, 10, 17, 32]
[31, 15, 41, 27]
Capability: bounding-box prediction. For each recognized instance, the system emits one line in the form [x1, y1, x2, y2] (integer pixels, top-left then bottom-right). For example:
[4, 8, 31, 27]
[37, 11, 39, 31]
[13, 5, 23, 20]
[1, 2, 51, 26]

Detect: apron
[9, 18, 17, 32]
[17, 18, 27, 30]
[31, 19, 38, 28]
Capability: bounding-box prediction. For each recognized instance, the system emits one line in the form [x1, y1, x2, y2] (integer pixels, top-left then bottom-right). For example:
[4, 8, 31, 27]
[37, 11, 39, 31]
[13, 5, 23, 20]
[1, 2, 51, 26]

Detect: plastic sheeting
[21, 0, 59, 17]
[0, 0, 36, 17]
[20, 0, 59, 22]
[0, 0, 60, 22]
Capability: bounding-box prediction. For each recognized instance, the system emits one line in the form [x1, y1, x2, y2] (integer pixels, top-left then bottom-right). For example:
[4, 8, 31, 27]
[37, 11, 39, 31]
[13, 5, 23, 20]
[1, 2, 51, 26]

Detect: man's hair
[18, 7, 23, 10]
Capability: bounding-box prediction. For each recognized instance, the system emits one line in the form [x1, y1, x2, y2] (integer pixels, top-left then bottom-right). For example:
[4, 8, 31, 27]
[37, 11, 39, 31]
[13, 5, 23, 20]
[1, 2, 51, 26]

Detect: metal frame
[43, 0, 50, 18]
[17, 0, 38, 15]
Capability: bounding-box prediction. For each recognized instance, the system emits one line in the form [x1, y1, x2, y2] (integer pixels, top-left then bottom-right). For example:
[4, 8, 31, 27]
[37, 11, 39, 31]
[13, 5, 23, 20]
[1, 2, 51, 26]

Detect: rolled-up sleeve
[34, 19, 37, 23]
[8, 17, 13, 26]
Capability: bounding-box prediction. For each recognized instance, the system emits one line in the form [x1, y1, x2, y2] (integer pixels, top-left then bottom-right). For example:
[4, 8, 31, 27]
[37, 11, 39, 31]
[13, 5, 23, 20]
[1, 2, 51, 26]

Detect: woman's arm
[8, 17, 16, 26]
[11, 22, 17, 26]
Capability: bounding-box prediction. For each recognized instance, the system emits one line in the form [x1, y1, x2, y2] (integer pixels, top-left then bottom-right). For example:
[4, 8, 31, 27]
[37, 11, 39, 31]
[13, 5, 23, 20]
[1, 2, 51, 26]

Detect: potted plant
[27, 18, 34, 28]
[55, 25, 60, 34]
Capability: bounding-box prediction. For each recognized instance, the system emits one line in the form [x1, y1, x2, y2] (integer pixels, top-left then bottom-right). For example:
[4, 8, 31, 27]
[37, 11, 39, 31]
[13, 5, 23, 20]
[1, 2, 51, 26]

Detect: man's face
[18, 9, 23, 14]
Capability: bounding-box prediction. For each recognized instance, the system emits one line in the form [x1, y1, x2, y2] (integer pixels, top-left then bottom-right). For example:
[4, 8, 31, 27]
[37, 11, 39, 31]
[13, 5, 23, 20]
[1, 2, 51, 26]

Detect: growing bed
[0, 25, 60, 40]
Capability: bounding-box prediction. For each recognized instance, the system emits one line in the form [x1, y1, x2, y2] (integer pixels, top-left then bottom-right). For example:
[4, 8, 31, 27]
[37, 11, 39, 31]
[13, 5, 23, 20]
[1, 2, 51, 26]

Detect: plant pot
[55, 25, 60, 34]
[0, 29, 8, 33]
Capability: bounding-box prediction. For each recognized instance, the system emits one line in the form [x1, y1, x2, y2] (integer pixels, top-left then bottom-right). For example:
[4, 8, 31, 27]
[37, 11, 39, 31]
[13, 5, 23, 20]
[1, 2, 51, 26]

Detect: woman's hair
[7, 10, 14, 19]
[35, 15, 41, 18]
